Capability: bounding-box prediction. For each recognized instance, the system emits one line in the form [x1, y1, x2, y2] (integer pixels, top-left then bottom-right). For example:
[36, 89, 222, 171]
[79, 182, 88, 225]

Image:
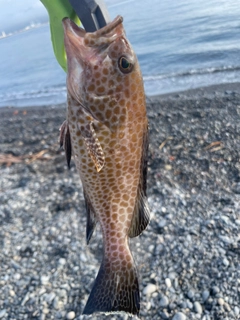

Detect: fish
[61, 15, 150, 316]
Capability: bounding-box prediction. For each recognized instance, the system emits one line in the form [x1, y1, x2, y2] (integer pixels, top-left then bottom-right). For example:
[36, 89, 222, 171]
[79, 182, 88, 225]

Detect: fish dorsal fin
[59, 120, 72, 168]
[80, 122, 105, 172]
[83, 189, 98, 244]
[128, 126, 150, 237]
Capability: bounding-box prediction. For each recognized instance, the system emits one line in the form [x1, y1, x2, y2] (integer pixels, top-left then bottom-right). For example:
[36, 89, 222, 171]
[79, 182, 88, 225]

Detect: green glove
[40, 0, 80, 72]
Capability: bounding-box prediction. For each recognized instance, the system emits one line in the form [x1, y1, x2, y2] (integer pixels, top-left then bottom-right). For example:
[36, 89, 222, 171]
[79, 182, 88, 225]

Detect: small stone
[58, 258, 66, 266]
[202, 290, 210, 302]
[194, 301, 203, 314]
[234, 306, 240, 316]
[222, 258, 229, 267]
[186, 300, 193, 309]
[14, 273, 21, 280]
[148, 244, 155, 252]
[224, 302, 231, 312]
[42, 308, 49, 315]
[0, 309, 7, 318]
[9, 290, 15, 297]
[179, 301, 187, 309]
[168, 272, 177, 280]
[218, 298, 224, 305]
[80, 253, 87, 262]
[159, 295, 169, 307]
[41, 275, 50, 286]
[169, 303, 176, 310]
[46, 292, 56, 304]
[187, 289, 195, 299]
[212, 286, 220, 295]
[172, 312, 186, 320]
[160, 311, 169, 319]
[66, 311, 76, 319]
[143, 284, 157, 295]
[159, 219, 167, 228]
[165, 278, 171, 288]
[53, 297, 59, 309]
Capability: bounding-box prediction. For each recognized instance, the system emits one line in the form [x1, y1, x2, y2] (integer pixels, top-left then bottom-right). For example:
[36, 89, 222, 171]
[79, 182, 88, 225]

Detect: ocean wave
[0, 22, 49, 40]
[0, 86, 67, 107]
[143, 65, 240, 82]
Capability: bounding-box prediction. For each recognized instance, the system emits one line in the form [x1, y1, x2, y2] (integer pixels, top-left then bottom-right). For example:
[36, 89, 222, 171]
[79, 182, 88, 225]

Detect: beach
[0, 83, 240, 319]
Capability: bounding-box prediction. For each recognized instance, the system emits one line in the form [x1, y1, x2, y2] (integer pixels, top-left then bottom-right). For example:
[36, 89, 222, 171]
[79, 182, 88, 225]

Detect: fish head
[63, 15, 141, 103]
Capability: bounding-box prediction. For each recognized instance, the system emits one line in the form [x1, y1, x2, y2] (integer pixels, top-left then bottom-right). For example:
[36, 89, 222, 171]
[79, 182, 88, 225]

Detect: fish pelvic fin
[129, 125, 150, 237]
[59, 120, 72, 169]
[83, 258, 140, 316]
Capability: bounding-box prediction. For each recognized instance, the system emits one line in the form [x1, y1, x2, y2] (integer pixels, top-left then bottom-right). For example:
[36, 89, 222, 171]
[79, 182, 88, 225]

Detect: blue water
[0, 0, 240, 107]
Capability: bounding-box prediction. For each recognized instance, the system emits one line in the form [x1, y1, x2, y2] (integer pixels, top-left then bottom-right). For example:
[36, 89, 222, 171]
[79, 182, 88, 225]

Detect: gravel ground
[0, 83, 240, 320]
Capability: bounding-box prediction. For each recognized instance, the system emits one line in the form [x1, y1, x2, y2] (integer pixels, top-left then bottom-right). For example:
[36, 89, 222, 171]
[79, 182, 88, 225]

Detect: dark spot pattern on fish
[62, 15, 150, 316]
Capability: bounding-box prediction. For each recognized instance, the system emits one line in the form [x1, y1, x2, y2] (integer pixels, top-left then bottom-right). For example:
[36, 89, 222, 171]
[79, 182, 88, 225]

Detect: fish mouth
[62, 16, 124, 68]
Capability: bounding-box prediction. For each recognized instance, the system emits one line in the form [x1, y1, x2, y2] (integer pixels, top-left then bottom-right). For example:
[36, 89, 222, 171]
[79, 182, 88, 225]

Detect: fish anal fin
[128, 191, 150, 238]
[83, 189, 97, 244]
[128, 126, 150, 238]
[83, 258, 139, 316]
[81, 122, 105, 172]
[59, 120, 72, 169]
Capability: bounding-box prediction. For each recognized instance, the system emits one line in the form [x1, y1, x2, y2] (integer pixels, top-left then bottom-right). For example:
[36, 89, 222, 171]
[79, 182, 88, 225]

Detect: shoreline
[0, 82, 240, 319]
[1, 81, 240, 112]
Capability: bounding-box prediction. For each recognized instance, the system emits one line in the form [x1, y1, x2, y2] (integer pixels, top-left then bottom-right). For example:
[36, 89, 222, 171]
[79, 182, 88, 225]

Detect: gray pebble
[212, 286, 220, 294]
[179, 301, 187, 309]
[159, 295, 169, 307]
[169, 303, 176, 310]
[0, 309, 7, 319]
[158, 219, 167, 228]
[222, 258, 229, 267]
[172, 312, 186, 320]
[187, 289, 195, 299]
[168, 272, 177, 280]
[234, 306, 240, 316]
[46, 292, 56, 304]
[193, 301, 202, 314]
[186, 300, 193, 309]
[202, 290, 210, 302]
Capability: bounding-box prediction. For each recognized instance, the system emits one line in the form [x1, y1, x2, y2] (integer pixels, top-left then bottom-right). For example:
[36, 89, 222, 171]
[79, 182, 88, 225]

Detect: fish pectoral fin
[128, 126, 150, 237]
[59, 120, 72, 168]
[81, 122, 105, 172]
[83, 189, 98, 244]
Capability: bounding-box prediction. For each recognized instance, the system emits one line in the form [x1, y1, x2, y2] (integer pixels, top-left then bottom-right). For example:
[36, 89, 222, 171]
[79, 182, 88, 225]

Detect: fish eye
[118, 56, 133, 74]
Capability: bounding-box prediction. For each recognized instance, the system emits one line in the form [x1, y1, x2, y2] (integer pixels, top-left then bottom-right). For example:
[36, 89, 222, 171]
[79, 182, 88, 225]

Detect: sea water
[0, 0, 240, 107]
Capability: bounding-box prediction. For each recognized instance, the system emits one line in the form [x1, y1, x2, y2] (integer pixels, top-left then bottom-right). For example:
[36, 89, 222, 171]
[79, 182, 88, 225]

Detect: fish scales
[61, 15, 150, 316]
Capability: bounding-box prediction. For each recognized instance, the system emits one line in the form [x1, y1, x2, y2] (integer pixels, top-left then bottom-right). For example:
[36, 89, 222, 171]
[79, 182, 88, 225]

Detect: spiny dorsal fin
[80, 122, 105, 172]
[59, 120, 72, 169]
[128, 125, 150, 237]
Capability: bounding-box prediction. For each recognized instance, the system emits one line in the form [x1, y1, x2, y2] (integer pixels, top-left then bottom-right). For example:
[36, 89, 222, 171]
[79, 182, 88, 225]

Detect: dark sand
[0, 83, 239, 319]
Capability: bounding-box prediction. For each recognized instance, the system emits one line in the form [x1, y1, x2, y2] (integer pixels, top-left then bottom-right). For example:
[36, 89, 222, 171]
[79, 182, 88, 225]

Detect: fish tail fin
[83, 256, 140, 316]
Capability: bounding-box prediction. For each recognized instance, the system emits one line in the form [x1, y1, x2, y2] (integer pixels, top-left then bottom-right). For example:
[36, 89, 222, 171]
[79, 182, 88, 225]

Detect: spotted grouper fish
[60, 15, 150, 316]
